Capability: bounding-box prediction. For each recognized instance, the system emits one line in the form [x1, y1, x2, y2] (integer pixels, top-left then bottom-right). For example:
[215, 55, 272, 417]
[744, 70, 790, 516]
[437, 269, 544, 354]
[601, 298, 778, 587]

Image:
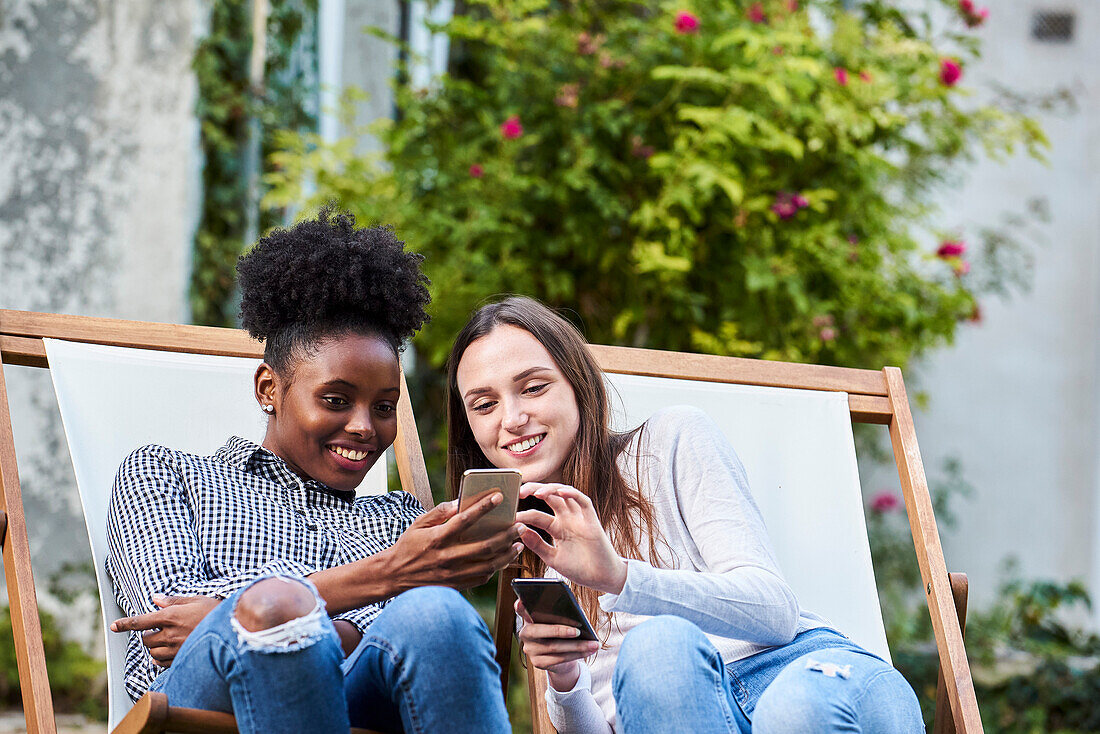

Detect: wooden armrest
[112, 692, 384, 734]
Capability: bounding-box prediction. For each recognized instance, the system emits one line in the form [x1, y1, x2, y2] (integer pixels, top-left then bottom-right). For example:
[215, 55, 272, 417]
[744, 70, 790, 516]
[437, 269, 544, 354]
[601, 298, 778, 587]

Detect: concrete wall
[0, 0, 200, 640]
[873, 0, 1100, 618]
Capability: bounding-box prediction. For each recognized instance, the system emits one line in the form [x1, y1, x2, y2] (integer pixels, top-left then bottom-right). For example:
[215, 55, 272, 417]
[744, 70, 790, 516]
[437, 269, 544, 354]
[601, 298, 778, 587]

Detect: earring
[263, 404, 274, 414]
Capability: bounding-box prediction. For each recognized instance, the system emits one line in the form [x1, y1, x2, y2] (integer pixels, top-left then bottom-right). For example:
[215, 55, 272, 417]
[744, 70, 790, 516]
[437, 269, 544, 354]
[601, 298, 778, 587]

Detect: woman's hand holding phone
[516, 482, 628, 595]
[388, 494, 523, 590]
[515, 598, 599, 692]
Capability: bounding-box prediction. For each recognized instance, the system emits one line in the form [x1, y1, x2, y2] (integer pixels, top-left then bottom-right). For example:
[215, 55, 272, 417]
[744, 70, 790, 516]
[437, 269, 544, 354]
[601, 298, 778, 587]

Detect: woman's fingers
[517, 524, 556, 562]
[518, 622, 583, 642]
[515, 508, 554, 530]
[514, 598, 534, 624]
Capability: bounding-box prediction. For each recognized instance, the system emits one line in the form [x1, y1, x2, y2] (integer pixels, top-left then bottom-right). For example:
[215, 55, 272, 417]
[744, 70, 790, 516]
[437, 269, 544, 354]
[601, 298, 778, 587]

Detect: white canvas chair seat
[604, 373, 889, 661]
[43, 339, 390, 731]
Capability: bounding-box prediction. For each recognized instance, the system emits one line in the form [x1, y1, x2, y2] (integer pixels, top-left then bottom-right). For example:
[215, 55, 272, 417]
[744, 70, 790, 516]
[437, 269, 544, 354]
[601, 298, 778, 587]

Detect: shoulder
[116, 443, 185, 475]
[352, 490, 425, 517]
[638, 405, 723, 446]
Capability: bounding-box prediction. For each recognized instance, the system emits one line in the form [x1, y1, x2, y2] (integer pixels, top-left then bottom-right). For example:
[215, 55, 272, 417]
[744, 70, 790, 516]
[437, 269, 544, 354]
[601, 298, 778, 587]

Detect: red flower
[936, 240, 966, 258]
[960, 0, 974, 12]
[674, 11, 700, 34]
[834, 67, 849, 86]
[786, 0, 799, 11]
[870, 491, 901, 514]
[468, 164, 484, 178]
[747, 2, 766, 23]
[859, 70, 872, 83]
[500, 116, 524, 139]
[940, 58, 962, 86]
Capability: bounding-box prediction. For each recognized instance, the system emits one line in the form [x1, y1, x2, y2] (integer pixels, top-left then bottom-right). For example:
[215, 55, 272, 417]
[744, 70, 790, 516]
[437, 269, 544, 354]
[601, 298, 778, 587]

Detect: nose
[345, 406, 376, 440]
[500, 399, 529, 433]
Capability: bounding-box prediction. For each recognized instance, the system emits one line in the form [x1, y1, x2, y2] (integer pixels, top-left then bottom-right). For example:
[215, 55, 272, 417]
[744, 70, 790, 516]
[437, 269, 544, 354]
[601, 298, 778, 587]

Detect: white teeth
[330, 446, 368, 461]
[506, 435, 543, 453]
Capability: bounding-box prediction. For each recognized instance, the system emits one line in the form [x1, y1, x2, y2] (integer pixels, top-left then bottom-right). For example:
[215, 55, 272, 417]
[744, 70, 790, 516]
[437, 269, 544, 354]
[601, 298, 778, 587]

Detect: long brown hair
[445, 296, 661, 632]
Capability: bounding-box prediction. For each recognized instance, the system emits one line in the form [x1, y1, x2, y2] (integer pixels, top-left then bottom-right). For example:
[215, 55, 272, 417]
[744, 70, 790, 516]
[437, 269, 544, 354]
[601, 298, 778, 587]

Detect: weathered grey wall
[0, 0, 200, 641]
[860, 0, 1100, 622]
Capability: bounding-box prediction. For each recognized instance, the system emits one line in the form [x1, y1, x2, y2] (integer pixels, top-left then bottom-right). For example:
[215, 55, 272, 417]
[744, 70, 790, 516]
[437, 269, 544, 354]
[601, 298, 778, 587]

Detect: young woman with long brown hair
[447, 296, 923, 734]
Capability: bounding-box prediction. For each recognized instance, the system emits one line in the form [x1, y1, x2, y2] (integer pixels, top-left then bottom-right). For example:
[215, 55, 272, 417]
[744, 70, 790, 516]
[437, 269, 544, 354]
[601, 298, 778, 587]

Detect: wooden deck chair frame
[0, 308, 511, 734]
[492, 345, 981, 734]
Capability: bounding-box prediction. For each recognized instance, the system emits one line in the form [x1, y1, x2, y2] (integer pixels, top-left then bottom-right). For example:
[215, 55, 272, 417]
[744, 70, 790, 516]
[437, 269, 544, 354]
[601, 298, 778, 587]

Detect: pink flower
[940, 58, 962, 86]
[953, 260, 971, 276]
[555, 83, 580, 108]
[747, 2, 766, 23]
[631, 135, 656, 159]
[859, 70, 873, 83]
[599, 52, 613, 68]
[674, 10, 700, 34]
[960, 0, 989, 27]
[819, 326, 837, 342]
[500, 116, 524, 139]
[468, 164, 484, 178]
[834, 67, 849, 86]
[847, 234, 859, 244]
[936, 240, 966, 258]
[577, 32, 598, 55]
[870, 491, 901, 514]
[771, 191, 809, 220]
[786, 0, 799, 11]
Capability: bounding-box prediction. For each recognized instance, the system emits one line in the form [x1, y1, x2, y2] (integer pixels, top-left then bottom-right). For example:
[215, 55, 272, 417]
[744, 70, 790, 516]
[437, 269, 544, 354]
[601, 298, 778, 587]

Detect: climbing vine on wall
[191, 0, 318, 326]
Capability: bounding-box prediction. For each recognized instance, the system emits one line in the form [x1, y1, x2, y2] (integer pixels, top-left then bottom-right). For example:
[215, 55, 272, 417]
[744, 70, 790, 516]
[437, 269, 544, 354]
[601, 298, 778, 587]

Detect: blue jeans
[149, 578, 510, 734]
[613, 616, 923, 733]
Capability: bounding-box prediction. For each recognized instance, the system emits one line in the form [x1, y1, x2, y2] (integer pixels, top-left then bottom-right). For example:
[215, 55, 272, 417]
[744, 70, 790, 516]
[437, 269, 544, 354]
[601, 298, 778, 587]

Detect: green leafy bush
[266, 0, 1045, 370]
[0, 604, 106, 720]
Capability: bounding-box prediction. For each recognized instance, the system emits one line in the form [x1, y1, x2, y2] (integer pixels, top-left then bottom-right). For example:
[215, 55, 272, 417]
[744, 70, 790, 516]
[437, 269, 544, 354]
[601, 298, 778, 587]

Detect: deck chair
[493, 346, 980, 734]
[0, 309, 459, 734]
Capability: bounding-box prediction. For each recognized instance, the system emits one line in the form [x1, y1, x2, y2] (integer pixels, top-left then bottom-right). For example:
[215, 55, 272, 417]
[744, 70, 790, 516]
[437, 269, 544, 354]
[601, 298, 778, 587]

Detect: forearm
[599, 560, 799, 645]
[308, 546, 411, 614]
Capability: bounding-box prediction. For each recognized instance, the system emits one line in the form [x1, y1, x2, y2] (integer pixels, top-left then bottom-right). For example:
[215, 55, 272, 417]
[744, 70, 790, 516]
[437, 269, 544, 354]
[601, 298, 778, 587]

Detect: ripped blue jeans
[149, 576, 510, 734]
[613, 617, 924, 733]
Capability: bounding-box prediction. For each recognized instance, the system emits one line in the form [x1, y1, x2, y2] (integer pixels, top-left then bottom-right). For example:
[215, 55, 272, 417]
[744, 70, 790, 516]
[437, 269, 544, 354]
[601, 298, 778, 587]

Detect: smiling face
[456, 325, 581, 484]
[256, 332, 400, 492]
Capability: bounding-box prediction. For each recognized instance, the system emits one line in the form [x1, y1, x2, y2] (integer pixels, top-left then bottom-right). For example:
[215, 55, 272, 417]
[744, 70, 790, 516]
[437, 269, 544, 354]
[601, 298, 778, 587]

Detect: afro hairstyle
[236, 206, 430, 374]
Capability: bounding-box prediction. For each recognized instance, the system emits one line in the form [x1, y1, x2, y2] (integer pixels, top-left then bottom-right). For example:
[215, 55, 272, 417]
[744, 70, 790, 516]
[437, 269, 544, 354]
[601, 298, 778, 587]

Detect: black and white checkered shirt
[105, 436, 424, 701]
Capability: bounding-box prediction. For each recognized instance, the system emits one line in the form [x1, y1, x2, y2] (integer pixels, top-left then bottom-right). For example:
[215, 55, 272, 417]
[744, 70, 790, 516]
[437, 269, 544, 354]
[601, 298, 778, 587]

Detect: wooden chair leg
[933, 573, 969, 734]
[495, 564, 520, 693]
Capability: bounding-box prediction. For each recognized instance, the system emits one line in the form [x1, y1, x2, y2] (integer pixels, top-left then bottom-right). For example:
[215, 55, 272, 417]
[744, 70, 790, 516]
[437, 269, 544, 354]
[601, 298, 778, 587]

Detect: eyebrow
[463, 366, 554, 400]
[321, 379, 400, 394]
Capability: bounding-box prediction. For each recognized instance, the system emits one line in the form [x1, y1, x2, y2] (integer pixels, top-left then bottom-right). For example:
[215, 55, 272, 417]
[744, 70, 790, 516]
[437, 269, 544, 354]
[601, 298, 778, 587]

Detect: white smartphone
[457, 468, 522, 541]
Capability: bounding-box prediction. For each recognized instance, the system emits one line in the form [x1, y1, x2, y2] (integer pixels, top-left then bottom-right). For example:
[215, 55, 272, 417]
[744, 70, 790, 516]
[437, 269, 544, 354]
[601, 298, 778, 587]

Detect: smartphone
[457, 469, 522, 541]
[511, 578, 598, 642]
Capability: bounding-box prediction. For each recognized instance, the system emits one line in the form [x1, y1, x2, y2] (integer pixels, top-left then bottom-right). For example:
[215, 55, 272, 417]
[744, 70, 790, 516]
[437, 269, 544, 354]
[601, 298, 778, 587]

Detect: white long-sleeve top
[543, 406, 830, 733]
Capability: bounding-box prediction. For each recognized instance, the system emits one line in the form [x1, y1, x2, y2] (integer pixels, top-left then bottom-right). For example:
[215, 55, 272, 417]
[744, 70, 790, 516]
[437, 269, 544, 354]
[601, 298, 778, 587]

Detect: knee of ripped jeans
[230, 575, 332, 653]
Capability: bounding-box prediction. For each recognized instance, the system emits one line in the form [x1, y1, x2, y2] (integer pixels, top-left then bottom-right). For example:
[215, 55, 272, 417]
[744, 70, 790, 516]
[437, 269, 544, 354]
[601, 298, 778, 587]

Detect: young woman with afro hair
[105, 208, 518, 734]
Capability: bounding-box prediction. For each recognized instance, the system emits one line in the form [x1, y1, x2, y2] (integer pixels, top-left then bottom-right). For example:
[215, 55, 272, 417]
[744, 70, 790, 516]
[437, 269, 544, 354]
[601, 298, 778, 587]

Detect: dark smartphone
[511, 578, 598, 642]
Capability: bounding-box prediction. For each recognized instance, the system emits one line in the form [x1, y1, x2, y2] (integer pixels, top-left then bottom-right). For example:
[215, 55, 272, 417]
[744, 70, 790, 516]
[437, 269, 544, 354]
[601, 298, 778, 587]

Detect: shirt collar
[215, 436, 356, 503]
